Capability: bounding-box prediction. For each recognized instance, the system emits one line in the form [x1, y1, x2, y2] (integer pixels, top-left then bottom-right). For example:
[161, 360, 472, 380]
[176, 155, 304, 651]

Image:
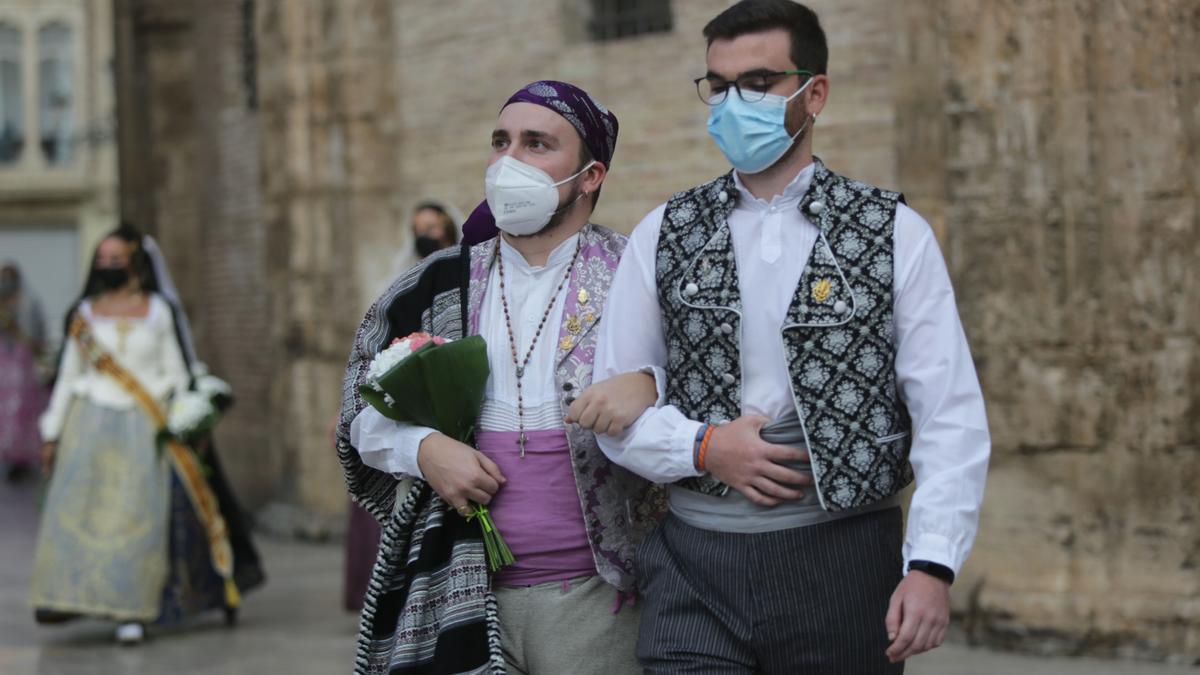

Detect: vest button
[808, 200, 825, 214]
[684, 283, 699, 296]
[834, 300, 848, 314]
[720, 323, 733, 335]
[718, 190, 729, 203]
[722, 373, 735, 385]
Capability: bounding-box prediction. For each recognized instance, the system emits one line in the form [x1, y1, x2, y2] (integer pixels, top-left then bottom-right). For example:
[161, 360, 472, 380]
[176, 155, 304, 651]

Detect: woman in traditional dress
[0, 263, 48, 481]
[31, 224, 263, 644]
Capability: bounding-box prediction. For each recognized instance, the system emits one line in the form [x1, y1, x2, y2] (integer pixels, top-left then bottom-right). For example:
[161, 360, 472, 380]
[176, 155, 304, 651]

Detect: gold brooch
[812, 278, 833, 303]
[577, 289, 590, 305]
[559, 335, 574, 350]
[566, 315, 582, 335]
[583, 312, 595, 325]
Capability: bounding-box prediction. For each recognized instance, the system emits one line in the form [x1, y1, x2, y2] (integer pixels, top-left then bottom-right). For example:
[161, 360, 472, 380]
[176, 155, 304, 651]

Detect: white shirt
[40, 295, 190, 441]
[594, 165, 991, 575]
[352, 233, 579, 478]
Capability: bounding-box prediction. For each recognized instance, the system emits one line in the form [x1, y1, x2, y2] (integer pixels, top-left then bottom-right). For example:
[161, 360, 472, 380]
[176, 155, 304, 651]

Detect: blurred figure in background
[411, 201, 460, 257]
[31, 224, 263, 645]
[0, 263, 48, 482]
[386, 200, 463, 286]
[344, 200, 462, 612]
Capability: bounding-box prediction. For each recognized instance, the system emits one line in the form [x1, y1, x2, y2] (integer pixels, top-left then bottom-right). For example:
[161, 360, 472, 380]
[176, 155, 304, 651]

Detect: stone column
[254, 0, 401, 534]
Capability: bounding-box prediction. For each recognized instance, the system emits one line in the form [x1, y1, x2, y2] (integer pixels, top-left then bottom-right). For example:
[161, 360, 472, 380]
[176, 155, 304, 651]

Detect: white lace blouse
[39, 294, 190, 441]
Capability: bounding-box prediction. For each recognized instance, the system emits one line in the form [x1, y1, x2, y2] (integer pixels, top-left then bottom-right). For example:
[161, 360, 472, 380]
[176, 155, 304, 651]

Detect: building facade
[0, 0, 118, 350]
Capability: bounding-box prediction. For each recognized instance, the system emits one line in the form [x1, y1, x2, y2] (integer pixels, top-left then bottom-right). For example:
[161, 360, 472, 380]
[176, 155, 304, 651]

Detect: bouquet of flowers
[193, 363, 235, 413]
[158, 365, 234, 453]
[360, 332, 513, 572]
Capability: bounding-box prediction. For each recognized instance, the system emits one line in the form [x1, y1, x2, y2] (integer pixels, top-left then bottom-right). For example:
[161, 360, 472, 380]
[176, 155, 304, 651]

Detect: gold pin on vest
[577, 289, 590, 305]
[566, 314, 582, 335]
[812, 278, 833, 303]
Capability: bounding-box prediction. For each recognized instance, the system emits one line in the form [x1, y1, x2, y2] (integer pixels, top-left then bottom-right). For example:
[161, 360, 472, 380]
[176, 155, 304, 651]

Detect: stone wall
[189, 1, 277, 513]
[895, 0, 1200, 663]
[253, 0, 402, 531]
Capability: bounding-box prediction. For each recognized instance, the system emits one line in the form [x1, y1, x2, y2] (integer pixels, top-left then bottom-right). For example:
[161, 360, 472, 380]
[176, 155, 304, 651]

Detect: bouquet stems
[466, 504, 515, 572]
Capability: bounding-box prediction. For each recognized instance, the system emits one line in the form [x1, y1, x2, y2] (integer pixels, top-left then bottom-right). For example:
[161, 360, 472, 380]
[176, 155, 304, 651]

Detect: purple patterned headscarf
[504, 80, 619, 170]
[461, 81, 619, 246]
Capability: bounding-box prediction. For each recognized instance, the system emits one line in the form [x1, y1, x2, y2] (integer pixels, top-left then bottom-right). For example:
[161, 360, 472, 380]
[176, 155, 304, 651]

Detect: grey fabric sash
[669, 412, 900, 533]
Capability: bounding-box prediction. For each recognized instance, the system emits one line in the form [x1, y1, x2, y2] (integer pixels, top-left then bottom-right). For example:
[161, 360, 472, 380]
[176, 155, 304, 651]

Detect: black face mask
[415, 235, 444, 258]
[94, 267, 131, 290]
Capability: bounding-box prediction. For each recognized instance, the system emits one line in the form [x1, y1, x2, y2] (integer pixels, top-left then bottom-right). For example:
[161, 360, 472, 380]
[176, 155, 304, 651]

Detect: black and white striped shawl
[337, 242, 505, 675]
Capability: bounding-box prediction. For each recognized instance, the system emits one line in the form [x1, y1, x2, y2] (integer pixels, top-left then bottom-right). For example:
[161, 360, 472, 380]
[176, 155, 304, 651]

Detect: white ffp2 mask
[484, 156, 595, 236]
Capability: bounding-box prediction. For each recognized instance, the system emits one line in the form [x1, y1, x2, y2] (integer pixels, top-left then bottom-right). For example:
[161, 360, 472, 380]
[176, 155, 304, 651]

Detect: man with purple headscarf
[337, 81, 664, 674]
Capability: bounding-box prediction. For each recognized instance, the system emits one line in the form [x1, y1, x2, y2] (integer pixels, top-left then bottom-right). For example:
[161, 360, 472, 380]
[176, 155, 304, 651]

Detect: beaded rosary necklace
[495, 235, 582, 458]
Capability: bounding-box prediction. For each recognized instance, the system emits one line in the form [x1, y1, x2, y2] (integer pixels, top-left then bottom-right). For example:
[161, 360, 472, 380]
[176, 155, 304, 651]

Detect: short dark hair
[702, 0, 828, 75]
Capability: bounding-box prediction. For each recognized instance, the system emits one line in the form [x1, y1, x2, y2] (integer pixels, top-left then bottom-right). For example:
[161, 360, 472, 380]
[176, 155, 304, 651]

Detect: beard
[512, 180, 585, 240]
[769, 101, 814, 170]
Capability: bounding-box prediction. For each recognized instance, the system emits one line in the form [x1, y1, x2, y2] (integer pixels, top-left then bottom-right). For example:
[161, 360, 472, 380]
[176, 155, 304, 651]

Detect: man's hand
[567, 371, 657, 436]
[704, 415, 812, 507]
[885, 570, 951, 663]
[416, 433, 507, 514]
[41, 441, 56, 475]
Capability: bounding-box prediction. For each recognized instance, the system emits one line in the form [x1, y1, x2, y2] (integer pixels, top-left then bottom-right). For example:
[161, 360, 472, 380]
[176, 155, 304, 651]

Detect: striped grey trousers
[636, 507, 906, 674]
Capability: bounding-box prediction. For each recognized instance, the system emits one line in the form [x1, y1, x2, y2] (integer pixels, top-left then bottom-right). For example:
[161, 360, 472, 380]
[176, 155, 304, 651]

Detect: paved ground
[2, 479, 1192, 674]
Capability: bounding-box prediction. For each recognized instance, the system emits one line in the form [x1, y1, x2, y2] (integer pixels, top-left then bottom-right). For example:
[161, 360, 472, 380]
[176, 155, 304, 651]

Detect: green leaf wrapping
[357, 336, 513, 572]
[359, 336, 491, 444]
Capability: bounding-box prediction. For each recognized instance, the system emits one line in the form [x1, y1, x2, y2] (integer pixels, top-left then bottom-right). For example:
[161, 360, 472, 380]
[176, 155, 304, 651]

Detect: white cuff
[903, 530, 963, 577]
[349, 406, 436, 480]
[671, 419, 706, 477]
[641, 365, 669, 407]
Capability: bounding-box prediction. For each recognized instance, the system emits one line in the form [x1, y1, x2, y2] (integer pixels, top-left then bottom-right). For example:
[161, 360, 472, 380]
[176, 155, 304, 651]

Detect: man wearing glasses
[588, 0, 991, 672]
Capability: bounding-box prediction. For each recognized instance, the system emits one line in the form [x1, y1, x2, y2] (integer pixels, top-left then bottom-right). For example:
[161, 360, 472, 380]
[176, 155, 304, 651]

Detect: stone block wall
[895, 0, 1200, 662]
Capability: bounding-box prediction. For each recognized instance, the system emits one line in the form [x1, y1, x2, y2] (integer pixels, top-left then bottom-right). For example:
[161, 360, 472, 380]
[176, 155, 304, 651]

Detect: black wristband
[907, 560, 955, 585]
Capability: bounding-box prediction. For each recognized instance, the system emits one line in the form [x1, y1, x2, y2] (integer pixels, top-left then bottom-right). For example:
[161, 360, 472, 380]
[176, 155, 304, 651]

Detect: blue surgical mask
[706, 76, 816, 174]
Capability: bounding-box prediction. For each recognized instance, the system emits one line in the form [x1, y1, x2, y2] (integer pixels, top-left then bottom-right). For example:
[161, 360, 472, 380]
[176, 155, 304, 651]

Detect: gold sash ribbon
[70, 315, 241, 608]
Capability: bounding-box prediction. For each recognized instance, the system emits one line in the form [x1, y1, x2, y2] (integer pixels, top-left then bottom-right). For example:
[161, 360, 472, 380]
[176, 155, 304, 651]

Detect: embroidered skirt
[30, 398, 172, 621]
[29, 396, 241, 623]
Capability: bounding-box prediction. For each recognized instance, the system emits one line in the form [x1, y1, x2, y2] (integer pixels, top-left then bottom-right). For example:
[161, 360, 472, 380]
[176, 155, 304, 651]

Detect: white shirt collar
[499, 231, 582, 273]
[732, 162, 816, 213]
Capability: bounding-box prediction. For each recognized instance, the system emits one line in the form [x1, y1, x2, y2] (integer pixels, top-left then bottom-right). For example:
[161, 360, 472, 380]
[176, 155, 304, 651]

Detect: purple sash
[476, 429, 597, 587]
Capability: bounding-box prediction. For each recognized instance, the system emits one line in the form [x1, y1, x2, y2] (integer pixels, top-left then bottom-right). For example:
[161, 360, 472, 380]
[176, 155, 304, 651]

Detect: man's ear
[806, 74, 830, 118]
[583, 161, 607, 196]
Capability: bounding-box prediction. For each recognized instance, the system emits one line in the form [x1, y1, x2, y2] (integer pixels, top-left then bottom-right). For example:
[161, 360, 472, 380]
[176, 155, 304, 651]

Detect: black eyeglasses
[694, 69, 812, 105]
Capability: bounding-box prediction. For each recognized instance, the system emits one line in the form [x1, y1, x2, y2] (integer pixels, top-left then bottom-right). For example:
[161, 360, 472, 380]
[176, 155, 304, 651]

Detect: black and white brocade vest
[655, 159, 915, 511]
